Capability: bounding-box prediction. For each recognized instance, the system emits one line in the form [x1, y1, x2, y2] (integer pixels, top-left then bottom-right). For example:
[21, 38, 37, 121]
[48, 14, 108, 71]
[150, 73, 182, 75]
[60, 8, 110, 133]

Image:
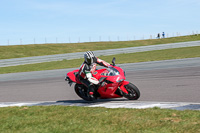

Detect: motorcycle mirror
[112, 57, 116, 66]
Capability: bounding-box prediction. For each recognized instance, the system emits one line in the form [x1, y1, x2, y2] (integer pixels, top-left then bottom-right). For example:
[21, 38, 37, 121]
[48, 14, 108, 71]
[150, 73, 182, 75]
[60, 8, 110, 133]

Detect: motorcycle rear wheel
[124, 83, 140, 100]
[74, 84, 97, 101]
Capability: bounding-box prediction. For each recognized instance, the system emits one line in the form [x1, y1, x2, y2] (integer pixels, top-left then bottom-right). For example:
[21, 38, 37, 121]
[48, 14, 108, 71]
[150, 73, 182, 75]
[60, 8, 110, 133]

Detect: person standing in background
[157, 33, 160, 39]
[162, 32, 165, 38]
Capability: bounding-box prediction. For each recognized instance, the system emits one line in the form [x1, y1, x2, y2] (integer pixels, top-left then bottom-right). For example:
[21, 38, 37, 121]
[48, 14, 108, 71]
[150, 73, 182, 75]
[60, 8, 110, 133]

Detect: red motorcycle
[65, 58, 140, 101]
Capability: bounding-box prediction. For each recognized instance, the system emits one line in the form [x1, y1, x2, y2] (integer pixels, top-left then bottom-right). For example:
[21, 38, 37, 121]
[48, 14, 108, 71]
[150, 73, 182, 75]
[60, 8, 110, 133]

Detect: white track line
[0, 101, 200, 110]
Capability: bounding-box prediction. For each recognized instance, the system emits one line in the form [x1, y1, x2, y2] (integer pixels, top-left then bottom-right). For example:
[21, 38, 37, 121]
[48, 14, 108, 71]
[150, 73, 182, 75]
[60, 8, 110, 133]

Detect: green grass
[1, 46, 200, 74]
[0, 106, 199, 133]
[1, 35, 200, 59]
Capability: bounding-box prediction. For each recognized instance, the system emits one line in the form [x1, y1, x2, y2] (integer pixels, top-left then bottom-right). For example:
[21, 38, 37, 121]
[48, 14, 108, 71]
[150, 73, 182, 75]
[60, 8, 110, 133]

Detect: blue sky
[0, 0, 200, 45]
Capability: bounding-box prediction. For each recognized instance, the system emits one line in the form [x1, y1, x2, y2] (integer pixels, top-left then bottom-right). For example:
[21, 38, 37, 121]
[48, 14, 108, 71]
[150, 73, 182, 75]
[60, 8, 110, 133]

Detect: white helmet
[84, 51, 95, 64]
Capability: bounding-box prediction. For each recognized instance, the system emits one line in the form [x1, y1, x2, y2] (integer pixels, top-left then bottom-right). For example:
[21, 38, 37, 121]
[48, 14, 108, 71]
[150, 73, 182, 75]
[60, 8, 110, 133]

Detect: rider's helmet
[84, 51, 95, 64]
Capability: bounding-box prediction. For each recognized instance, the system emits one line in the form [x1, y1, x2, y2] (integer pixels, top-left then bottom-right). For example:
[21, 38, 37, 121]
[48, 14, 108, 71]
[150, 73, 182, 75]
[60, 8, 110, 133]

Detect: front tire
[124, 83, 140, 100]
[74, 84, 97, 101]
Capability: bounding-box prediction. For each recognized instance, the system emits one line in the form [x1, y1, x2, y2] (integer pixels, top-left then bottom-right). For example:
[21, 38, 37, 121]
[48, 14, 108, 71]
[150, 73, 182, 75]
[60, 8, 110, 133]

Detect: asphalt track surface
[0, 58, 200, 106]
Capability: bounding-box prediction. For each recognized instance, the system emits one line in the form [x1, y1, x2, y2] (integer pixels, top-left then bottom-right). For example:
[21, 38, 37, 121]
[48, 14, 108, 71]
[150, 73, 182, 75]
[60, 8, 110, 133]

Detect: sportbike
[65, 58, 140, 101]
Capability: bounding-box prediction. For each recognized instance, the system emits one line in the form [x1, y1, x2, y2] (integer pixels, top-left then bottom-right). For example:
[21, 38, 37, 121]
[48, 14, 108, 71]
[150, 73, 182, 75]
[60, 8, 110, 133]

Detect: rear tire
[124, 83, 140, 100]
[74, 84, 97, 101]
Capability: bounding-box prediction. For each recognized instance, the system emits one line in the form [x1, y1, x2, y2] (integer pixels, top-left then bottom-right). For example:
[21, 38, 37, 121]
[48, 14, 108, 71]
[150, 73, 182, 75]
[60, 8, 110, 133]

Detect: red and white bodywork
[65, 58, 140, 101]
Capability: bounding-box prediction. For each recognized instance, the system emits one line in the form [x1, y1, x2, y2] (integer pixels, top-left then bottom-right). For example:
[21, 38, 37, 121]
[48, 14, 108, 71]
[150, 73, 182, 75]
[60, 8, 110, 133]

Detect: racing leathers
[78, 57, 111, 94]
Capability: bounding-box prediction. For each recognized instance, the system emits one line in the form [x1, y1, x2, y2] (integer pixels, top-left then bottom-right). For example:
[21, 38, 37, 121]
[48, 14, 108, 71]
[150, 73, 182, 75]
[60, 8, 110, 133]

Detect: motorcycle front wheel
[124, 83, 140, 100]
[74, 84, 97, 101]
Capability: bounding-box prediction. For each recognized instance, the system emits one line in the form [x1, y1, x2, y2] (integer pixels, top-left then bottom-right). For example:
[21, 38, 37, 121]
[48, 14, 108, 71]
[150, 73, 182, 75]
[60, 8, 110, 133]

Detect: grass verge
[1, 35, 200, 59]
[1, 46, 200, 74]
[0, 106, 199, 133]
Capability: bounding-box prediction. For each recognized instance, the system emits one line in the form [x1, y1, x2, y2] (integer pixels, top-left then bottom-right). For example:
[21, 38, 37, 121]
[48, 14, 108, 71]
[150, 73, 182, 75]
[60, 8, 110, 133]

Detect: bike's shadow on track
[33, 98, 129, 106]
[57, 98, 128, 104]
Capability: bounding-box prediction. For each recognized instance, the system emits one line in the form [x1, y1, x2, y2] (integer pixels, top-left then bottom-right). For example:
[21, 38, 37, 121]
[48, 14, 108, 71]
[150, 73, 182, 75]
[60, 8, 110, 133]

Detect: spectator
[157, 33, 160, 39]
[162, 32, 165, 38]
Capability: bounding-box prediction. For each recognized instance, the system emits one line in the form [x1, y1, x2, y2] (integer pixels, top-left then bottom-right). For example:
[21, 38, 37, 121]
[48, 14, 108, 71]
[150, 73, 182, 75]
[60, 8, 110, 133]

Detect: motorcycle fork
[118, 82, 129, 95]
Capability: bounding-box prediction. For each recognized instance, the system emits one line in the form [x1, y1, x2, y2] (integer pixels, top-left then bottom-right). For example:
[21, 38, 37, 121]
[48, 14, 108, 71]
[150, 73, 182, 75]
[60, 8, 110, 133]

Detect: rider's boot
[88, 85, 95, 99]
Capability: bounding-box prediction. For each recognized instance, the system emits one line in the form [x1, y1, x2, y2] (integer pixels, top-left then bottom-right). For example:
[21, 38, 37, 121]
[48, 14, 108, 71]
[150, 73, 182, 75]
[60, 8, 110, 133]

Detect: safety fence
[1, 32, 199, 46]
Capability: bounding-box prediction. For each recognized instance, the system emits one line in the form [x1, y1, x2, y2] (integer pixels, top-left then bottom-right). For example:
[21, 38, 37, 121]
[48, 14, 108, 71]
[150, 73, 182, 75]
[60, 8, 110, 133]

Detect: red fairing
[98, 83, 121, 98]
[92, 66, 129, 98]
[92, 68, 106, 80]
[67, 69, 79, 82]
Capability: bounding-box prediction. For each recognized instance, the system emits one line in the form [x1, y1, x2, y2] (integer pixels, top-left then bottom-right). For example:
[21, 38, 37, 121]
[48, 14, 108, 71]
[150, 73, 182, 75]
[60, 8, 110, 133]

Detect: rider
[78, 51, 111, 98]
